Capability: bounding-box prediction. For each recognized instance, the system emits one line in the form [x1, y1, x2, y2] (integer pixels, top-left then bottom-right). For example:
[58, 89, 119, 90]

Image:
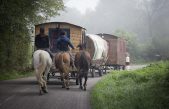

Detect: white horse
[33, 50, 52, 95]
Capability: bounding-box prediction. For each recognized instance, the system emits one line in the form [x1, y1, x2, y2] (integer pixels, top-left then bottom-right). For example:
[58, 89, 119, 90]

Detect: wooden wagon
[34, 22, 127, 79]
[97, 33, 127, 70]
[35, 22, 86, 80]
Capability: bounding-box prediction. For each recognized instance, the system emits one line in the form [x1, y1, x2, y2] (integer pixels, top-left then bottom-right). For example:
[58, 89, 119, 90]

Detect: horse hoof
[39, 91, 43, 95]
[84, 88, 86, 91]
[42, 87, 48, 93]
[42, 89, 48, 93]
[66, 87, 70, 90]
[76, 82, 79, 85]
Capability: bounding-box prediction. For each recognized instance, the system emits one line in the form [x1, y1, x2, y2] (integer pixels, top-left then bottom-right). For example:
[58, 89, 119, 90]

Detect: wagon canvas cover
[86, 34, 108, 61]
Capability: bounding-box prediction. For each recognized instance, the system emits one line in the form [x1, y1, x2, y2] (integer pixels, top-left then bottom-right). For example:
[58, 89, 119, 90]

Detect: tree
[136, 0, 168, 38]
[134, 0, 169, 60]
[0, 0, 64, 70]
[114, 29, 142, 62]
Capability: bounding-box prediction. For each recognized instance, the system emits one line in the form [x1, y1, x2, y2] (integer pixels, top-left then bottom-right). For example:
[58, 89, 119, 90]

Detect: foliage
[91, 61, 169, 109]
[114, 29, 143, 62]
[152, 36, 169, 60]
[135, 0, 169, 60]
[0, 70, 34, 80]
[0, 0, 64, 70]
[114, 0, 169, 62]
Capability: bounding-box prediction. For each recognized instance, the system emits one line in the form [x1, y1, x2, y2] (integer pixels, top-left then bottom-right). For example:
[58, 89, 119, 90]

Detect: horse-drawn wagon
[34, 22, 127, 79]
[97, 33, 127, 70]
[84, 33, 127, 77]
[33, 22, 127, 93]
[35, 22, 86, 80]
[85, 34, 109, 77]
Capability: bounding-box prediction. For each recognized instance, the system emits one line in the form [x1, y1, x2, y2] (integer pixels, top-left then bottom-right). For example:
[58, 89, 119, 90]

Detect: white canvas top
[86, 34, 108, 60]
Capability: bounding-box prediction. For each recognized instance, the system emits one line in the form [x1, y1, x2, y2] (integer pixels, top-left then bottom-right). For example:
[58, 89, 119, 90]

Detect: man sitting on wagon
[35, 27, 53, 59]
[56, 31, 75, 69]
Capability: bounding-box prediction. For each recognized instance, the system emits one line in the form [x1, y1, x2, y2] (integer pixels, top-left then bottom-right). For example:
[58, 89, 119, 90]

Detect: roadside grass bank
[91, 61, 169, 109]
[0, 69, 34, 81]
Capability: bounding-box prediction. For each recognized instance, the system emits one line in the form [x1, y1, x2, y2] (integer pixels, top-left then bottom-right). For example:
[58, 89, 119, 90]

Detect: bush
[0, 69, 34, 81]
[91, 61, 169, 109]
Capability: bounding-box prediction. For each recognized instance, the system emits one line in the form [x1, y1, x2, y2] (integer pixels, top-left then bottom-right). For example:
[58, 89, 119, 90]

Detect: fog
[51, 0, 143, 34]
[50, 0, 169, 60]
[51, 0, 168, 37]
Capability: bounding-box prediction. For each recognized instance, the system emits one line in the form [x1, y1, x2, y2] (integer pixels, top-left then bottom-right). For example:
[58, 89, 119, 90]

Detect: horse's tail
[60, 53, 70, 73]
[38, 52, 46, 74]
[80, 52, 90, 71]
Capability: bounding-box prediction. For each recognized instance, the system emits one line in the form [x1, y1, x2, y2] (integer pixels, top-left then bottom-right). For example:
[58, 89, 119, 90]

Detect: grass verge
[0, 70, 34, 81]
[91, 61, 169, 109]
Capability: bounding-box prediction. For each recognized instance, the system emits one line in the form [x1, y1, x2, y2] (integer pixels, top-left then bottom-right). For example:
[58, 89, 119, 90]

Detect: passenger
[56, 31, 75, 69]
[35, 27, 53, 59]
[125, 52, 130, 70]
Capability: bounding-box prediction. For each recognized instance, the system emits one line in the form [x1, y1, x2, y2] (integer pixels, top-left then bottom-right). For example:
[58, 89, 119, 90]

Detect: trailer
[97, 33, 127, 70]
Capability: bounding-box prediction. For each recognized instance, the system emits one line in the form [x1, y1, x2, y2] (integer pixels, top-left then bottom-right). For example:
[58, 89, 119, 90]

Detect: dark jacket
[56, 35, 74, 51]
[35, 34, 49, 49]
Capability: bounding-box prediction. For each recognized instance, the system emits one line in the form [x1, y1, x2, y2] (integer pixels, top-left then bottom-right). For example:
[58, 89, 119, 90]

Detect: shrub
[91, 61, 169, 109]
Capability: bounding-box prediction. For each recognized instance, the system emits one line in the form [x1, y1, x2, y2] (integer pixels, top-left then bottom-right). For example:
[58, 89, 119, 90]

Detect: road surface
[0, 65, 146, 109]
[0, 75, 101, 109]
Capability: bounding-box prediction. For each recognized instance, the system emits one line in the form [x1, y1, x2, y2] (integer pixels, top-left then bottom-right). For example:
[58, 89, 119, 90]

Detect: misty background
[0, 0, 169, 74]
[50, 0, 169, 62]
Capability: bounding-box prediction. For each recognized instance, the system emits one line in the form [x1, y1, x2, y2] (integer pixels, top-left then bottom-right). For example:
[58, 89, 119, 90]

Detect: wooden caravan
[34, 22, 86, 81]
[97, 33, 126, 69]
[35, 22, 86, 53]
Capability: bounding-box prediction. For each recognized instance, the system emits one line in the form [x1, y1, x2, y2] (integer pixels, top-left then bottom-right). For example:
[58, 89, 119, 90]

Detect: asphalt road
[0, 75, 101, 109]
[0, 65, 146, 109]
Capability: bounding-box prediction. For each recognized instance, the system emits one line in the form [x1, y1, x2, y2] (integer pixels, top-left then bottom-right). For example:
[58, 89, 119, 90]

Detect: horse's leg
[79, 71, 83, 90]
[60, 73, 65, 88]
[42, 66, 51, 93]
[40, 70, 48, 94]
[79, 77, 83, 90]
[41, 77, 48, 93]
[35, 70, 43, 95]
[41, 79, 48, 93]
[65, 73, 70, 90]
[83, 72, 88, 91]
[76, 71, 79, 85]
[38, 63, 49, 94]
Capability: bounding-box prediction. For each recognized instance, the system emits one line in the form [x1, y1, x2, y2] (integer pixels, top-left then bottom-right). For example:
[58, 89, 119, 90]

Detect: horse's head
[77, 43, 86, 50]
